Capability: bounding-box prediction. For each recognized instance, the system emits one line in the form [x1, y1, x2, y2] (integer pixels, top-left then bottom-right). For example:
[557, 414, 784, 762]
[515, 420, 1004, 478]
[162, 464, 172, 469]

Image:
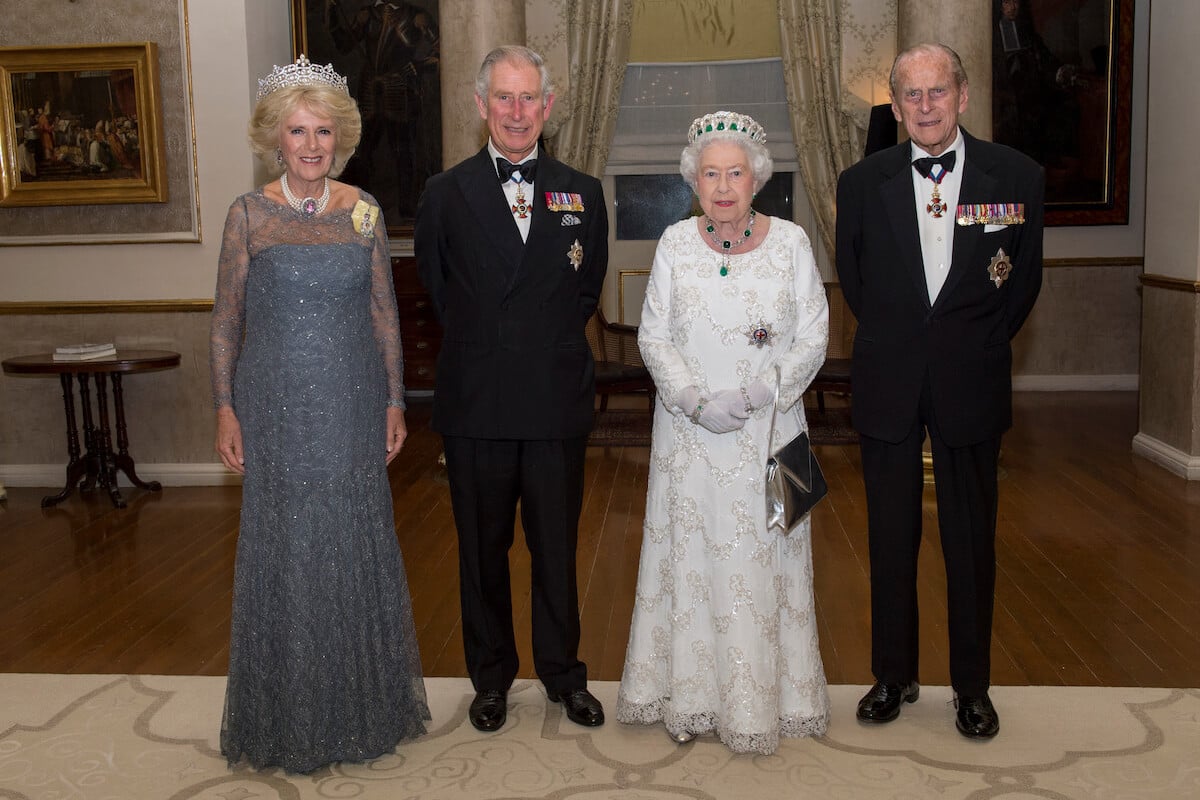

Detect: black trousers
[441, 435, 588, 694]
[858, 378, 1001, 696]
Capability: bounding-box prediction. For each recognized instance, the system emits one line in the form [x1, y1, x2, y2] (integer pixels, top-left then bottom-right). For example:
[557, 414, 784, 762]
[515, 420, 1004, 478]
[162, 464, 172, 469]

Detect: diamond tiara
[688, 111, 767, 145]
[256, 55, 349, 101]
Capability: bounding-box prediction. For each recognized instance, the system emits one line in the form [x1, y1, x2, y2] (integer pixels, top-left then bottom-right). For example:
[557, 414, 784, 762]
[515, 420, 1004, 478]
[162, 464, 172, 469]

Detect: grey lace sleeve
[368, 213, 406, 409]
[209, 197, 250, 410]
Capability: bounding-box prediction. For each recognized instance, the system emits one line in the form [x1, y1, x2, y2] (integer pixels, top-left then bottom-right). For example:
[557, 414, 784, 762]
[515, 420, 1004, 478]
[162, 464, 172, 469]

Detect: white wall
[1144, 3, 1200, 281]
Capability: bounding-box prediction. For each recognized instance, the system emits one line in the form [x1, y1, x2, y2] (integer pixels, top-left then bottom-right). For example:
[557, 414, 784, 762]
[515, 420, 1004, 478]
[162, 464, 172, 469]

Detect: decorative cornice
[1139, 274, 1200, 293]
[0, 300, 213, 315]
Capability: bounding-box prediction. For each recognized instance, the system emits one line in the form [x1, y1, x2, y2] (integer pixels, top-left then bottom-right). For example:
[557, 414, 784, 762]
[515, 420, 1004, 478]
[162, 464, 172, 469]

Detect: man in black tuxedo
[414, 45, 607, 732]
[835, 43, 1043, 739]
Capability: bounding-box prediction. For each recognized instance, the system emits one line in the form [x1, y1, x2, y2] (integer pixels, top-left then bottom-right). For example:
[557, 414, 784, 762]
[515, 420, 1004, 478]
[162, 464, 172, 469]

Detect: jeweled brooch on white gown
[746, 322, 774, 348]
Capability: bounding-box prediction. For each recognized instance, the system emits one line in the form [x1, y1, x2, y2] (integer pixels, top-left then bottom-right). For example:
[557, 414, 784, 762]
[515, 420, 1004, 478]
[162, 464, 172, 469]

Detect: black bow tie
[912, 152, 956, 179]
[496, 157, 537, 183]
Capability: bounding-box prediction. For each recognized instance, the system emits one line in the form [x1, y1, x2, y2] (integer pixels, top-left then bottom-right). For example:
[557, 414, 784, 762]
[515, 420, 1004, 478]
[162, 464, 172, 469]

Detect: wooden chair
[808, 283, 855, 412]
[585, 308, 655, 411]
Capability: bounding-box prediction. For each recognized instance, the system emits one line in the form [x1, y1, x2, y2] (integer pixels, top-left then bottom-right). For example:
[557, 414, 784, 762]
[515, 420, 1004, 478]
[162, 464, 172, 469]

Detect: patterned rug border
[1, 676, 1196, 800]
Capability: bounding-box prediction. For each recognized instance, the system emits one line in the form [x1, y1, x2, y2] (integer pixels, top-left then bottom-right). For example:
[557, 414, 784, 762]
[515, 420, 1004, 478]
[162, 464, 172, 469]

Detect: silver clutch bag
[765, 366, 828, 535]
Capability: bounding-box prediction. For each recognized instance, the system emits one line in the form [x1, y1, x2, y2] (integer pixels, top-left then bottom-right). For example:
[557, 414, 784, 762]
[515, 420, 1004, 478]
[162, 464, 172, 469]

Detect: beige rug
[1, 675, 1196, 799]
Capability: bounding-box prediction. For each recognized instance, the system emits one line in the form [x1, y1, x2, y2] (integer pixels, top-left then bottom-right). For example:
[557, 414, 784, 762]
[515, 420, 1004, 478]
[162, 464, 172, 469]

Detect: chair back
[585, 312, 607, 362]
[824, 283, 857, 360]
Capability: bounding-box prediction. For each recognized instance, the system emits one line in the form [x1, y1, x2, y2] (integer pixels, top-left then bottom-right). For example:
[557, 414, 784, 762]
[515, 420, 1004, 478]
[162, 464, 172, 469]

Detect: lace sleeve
[209, 196, 251, 409]
[368, 212, 406, 409]
[770, 224, 829, 411]
[637, 229, 697, 411]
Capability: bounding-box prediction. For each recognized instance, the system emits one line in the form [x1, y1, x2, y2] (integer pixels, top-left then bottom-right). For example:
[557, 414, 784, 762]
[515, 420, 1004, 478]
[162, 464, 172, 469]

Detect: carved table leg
[93, 373, 126, 508]
[111, 373, 161, 492]
[76, 374, 100, 493]
[41, 373, 87, 508]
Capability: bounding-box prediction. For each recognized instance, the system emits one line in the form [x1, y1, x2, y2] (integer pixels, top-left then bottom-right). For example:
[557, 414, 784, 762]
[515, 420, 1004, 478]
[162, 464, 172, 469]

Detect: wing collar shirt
[910, 128, 964, 304]
[488, 140, 539, 243]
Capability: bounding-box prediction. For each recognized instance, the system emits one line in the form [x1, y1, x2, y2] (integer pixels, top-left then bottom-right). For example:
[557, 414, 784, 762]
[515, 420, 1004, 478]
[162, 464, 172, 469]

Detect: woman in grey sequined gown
[209, 59, 428, 774]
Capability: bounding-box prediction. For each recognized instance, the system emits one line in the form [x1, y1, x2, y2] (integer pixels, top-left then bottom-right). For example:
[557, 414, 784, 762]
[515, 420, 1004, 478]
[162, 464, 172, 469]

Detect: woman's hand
[386, 406, 408, 464]
[214, 407, 245, 475]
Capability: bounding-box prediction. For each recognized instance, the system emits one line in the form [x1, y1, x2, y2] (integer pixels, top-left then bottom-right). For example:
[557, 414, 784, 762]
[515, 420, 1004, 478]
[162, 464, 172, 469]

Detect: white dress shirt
[910, 129, 964, 304]
[488, 140, 538, 243]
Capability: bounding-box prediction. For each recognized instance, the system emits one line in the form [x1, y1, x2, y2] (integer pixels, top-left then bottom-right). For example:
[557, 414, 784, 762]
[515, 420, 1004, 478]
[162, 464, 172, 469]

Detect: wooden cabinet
[391, 256, 441, 390]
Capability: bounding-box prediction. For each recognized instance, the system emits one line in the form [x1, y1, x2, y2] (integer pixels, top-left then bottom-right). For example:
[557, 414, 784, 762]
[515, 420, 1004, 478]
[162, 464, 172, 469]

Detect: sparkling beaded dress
[210, 188, 429, 773]
[615, 217, 831, 754]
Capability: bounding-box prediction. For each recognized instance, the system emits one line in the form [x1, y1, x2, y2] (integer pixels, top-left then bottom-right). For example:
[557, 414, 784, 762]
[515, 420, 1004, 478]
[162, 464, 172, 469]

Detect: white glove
[744, 379, 773, 411]
[696, 389, 749, 433]
[676, 386, 704, 417]
[675, 386, 747, 433]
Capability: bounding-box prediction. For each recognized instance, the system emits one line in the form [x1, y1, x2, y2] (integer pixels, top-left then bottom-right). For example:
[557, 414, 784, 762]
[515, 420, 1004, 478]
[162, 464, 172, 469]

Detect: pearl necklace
[280, 172, 330, 217]
[704, 210, 757, 276]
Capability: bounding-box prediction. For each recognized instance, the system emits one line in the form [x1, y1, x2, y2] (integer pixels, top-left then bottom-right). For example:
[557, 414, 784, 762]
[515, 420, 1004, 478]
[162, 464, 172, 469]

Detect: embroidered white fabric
[616, 217, 831, 755]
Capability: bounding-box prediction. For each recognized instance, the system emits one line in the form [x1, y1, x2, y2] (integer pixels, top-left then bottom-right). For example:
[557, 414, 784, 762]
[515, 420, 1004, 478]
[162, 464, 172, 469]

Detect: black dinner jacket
[414, 147, 608, 440]
[835, 130, 1044, 447]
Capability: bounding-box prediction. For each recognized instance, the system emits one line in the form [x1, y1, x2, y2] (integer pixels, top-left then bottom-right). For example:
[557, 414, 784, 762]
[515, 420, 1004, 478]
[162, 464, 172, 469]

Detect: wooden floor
[1, 391, 1197, 688]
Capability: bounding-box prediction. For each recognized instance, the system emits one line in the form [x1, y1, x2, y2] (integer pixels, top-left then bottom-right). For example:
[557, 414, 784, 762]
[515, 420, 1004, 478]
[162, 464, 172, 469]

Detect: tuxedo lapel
[937, 135, 996, 309]
[880, 145, 931, 310]
[457, 149, 525, 277]
[507, 156, 569, 292]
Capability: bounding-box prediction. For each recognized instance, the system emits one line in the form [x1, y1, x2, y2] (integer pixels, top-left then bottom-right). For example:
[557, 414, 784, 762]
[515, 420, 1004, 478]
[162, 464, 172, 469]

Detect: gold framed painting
[990, 0, 1134, 226]
[0, 42, 168, 207]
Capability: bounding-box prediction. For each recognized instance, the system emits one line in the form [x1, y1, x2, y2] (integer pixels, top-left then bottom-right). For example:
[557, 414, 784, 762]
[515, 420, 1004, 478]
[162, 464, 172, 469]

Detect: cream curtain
[777, 0, 867, 261]
[546, 0, 634, 176]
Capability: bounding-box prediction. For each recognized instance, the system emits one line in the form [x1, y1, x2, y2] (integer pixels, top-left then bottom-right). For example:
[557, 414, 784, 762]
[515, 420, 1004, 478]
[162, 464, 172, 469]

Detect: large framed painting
[0, 43, 168, 207]
[991, 0, 1134, 226]
[290, 0, 441, 239]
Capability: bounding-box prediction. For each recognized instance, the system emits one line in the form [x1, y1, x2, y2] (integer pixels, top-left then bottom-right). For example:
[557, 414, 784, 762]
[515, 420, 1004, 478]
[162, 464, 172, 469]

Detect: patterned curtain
[777, 0, 867, 262]
[545, 0, 634, 176]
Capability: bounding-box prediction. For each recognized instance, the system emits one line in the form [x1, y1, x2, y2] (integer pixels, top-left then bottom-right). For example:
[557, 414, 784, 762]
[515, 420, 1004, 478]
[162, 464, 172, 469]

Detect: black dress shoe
[469, 689, 507, 732]
[954, 693, 999, 738]
[547, 687, 605, 727]
[856, 681, 920, 723]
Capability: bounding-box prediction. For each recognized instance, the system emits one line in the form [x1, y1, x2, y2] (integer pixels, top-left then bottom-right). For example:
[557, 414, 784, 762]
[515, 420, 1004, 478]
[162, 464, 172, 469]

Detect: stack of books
[52, 342, 117, 361]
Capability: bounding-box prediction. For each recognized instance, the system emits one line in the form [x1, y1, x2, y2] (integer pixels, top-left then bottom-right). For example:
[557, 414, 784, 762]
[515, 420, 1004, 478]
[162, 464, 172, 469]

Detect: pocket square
[984, 223, 1008, 233]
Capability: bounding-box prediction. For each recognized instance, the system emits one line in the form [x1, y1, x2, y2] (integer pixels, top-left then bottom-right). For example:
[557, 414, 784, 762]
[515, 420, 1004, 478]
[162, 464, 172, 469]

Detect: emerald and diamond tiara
[688, 111, 767, 145]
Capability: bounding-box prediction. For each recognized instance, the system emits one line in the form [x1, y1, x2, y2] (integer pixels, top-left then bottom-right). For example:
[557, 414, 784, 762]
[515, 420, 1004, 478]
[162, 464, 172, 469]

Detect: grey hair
[679, 135, 774, 192]
[475, 45, 555, 105]
[889, 43, 969, 97]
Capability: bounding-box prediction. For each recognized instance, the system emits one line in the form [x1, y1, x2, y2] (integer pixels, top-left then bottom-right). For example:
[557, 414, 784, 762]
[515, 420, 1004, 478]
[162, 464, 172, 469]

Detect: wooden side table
[3, 349, 181, 508]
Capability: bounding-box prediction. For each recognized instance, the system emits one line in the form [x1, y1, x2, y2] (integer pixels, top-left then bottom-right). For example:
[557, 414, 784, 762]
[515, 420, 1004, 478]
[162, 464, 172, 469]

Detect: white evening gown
[616, 216, 831, 754]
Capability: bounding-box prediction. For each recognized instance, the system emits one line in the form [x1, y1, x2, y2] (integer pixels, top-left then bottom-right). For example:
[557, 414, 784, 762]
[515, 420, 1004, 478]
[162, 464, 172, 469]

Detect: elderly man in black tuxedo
[835, 43, 1043, 739]
[414, 45, 607, 733]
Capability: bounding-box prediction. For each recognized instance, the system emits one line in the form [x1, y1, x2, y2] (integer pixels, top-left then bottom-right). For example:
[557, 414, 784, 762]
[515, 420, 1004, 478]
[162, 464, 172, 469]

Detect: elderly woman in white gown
[615, 111, 830, 754]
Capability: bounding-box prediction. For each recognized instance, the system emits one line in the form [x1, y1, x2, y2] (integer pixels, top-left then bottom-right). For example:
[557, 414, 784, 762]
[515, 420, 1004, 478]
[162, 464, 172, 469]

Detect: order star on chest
[745, 322, 775, 348]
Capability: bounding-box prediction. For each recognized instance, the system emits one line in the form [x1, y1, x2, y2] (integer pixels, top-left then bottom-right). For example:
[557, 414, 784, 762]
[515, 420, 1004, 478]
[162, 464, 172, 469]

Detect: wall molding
[1139, 273, 1200, 292]
[1013, 374, 1139, 391]
[1132, 433, 1200, 480]
[0, 300, 213, 315]
[0, 463, 240, 488]
[1045, 256, 1143, 268]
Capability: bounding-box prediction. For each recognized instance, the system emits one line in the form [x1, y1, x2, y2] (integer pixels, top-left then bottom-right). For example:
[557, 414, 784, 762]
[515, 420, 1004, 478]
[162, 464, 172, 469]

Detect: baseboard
[1131, 433, 1200, 480]
[0, 463, 242, 488]
[1013, 374, 1139, 391]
